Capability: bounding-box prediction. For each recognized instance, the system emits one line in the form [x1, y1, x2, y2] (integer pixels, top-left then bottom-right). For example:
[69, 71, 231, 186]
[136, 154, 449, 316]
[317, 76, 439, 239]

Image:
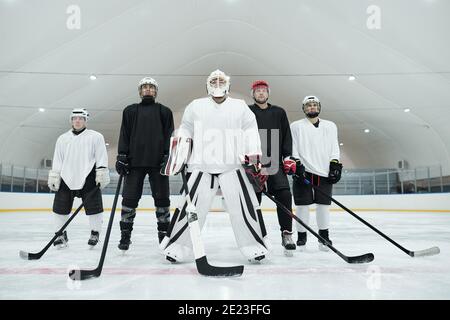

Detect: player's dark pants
[121, 167, 171, 239]
[121, 167, 170, 208]
[256, 169, 293, 232]
[53, 167, 103, 215]
[292, 172, 333, 205]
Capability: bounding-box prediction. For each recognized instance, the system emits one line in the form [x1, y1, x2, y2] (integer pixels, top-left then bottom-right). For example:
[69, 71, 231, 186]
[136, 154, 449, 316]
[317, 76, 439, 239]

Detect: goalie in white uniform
[160, 70, 271, 263]
[47, 108, 110, 248]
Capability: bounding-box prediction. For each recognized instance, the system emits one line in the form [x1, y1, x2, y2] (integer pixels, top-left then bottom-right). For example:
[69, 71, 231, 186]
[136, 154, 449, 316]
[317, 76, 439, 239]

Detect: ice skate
[296, 232, 307, 251]
[53, 231, 68, 249]
[88, 230, 99, 248]
[318, 229, 332, 252]
[281, 230, 296, 257]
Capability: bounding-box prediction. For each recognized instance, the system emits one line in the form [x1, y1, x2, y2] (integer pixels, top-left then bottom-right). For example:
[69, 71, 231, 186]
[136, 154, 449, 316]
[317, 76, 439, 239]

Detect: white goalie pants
[160, 169, 270, 262]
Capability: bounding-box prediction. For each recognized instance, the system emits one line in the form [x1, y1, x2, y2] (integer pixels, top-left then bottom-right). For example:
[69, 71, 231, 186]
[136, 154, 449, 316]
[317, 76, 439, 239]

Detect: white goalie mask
[206, 69, 230, 98]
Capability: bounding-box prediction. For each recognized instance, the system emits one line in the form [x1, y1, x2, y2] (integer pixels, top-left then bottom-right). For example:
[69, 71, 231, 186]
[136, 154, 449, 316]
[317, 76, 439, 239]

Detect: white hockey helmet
[302, 95, 321, 115]
[206, 69, 230, 98]
[70, 108, 89, 122]
[302, 95, 320, 106]
[138, 77, 158, 96]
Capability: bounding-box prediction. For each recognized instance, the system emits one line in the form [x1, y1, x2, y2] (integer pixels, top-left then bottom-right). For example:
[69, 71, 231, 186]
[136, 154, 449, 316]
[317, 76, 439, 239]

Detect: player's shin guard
[118, 206, 136, 251]
[156, 206, 170, 244]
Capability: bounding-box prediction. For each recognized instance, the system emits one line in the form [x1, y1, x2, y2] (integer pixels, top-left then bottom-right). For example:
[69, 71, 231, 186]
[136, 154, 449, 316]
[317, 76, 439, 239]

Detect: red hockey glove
[242, 155, 268, 193]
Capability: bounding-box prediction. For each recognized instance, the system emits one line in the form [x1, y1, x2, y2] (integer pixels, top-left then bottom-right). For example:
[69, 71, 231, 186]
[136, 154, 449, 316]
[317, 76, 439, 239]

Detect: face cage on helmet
[302, 102, 321, 115]
[139, 83, 158, 98]
[207, 76, 229, 97]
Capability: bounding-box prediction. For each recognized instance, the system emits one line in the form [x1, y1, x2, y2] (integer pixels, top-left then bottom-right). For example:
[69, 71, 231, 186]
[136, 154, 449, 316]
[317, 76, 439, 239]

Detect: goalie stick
[69, 175, 123, 280]
[19, 186, 100, 260]
[180, 169, 244, 277]
[305, 179, 440, 257]
[262, 190, 374, 264]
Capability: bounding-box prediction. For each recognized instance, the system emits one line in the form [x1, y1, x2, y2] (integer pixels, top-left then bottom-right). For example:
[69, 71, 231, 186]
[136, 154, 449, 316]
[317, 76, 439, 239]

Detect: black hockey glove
[116, 154, 130, 176]
[328, 160, 342, 184]
[242, 155, 268, 193]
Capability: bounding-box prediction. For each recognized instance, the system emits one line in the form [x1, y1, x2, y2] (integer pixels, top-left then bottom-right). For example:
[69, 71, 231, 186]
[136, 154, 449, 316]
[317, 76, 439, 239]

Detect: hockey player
[290, 96, 342, 251]
[248, 80, 297, 255]
[160, 69, 270, 263]
[115, 77, 174, 251]
[47, 108, 110, 248]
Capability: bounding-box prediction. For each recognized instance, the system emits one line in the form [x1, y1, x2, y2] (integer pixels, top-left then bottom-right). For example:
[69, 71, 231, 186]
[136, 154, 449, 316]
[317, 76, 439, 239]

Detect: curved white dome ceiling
[1, 0, 449, 174]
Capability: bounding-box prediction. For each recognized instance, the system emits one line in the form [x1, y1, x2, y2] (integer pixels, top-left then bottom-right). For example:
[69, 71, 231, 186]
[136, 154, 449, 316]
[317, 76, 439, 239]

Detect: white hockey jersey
[178, 96, 262, 174]
[290, 118, 340, 177]
[51, 129, 108, 190]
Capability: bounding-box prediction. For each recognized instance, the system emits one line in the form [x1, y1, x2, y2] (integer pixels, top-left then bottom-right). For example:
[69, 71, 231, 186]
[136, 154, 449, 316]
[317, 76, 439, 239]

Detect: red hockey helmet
[251, 80, 270, 95]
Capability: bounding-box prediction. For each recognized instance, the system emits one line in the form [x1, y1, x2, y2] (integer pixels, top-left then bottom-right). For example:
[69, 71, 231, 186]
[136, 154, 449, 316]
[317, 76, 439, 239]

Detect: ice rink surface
[0, 208, 448, 300]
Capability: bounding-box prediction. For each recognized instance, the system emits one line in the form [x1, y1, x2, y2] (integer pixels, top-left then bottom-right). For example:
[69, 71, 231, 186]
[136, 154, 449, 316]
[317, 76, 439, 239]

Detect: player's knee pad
[154, 198, 170, 208]
[122, 198, 139, 209]
[121, 205, 136, 223]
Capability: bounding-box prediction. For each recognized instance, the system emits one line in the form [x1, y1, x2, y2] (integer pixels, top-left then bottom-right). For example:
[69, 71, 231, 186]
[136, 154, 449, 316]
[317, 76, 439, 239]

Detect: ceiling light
[38, 108, 45, 112]
[105, 143, 110, 146]
[339, 142, 344, 146]
[404, 108, 410, 113]
[348, 75, 356, 81]
[364, 129, 370, 133]
[89, 74, 97, 80]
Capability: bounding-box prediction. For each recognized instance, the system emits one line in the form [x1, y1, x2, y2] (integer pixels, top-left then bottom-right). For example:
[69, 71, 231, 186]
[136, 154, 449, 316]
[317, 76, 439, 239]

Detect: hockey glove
[283, 156, 305, 177]
[242, 154, 268, 193]
[328, 160, 343, 184]
[95, 167, 110, 189]
[115, 154, 130, 176]
[48, 170, 61, 192]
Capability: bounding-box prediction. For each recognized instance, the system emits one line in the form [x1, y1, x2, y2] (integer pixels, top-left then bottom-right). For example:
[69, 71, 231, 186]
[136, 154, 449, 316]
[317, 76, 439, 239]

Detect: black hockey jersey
[248, 103, 292, 164]
[118, 101, 174, 168]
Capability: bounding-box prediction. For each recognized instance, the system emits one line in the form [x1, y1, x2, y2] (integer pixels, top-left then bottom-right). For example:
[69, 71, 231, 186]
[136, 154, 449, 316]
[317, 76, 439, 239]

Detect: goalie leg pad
[218, 169, 270, 260]
[161, 170, 218, 261]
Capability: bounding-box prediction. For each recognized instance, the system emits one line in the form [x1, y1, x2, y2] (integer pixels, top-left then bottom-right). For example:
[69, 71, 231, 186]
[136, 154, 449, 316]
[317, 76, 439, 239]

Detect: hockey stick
[305, 179, 440, 257]
[262, 190, 374, 264]
[69, 175, 123, 280]
[180, 170, 244, 277]
[19, 186, 100, 260]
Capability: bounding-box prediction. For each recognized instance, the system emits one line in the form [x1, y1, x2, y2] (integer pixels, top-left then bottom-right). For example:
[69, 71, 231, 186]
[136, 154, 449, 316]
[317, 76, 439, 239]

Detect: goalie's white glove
[95, 167, 110, 189]
[160, 136, 192, 176]
[48, 170, 61, 192]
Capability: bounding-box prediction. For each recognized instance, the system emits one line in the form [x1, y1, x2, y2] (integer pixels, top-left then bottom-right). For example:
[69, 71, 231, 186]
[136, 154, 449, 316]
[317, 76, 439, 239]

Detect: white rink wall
[0, 192, 449, 213]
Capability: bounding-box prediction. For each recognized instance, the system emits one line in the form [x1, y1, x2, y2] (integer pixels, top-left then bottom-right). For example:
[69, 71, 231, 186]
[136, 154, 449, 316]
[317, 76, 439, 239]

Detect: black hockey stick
[69, 175, 123, 280]
[180, 170, 244, 277]
[262, 190, 374, 264]
[19, 186, 100, 260]
[305, 179, 440, 257]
